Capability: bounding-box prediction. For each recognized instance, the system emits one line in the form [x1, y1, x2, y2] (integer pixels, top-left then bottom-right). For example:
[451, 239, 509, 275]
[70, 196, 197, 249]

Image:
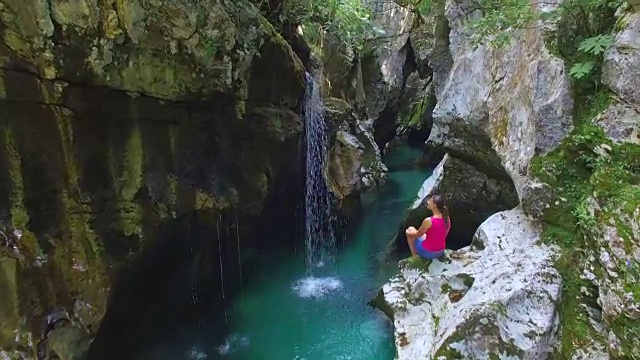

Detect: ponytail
[427, 193, 450, 226]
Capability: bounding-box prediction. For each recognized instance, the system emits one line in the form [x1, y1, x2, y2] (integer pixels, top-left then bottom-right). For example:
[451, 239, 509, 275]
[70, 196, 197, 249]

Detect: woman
[405, 193, 450, 260]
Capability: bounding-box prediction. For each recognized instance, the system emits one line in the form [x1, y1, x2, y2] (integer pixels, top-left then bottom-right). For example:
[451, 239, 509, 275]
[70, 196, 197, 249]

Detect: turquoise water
[217, 145, 431, 360]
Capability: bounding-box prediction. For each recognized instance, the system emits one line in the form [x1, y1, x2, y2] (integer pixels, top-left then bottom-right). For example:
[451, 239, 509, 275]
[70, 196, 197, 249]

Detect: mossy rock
[433, 311, 525, 359]
[531, 89, 640, 358]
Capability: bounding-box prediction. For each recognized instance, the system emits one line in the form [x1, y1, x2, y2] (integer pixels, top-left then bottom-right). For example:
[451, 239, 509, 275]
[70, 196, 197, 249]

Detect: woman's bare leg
[406, 226, 418, 256]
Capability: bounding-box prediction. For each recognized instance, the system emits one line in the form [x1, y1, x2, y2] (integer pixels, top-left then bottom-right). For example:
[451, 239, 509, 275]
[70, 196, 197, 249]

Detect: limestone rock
[0, 0, 305, 103]
[396, 73, 432, 132]
[0, 0, 306, 357]
[593, 102, 640, 144]
[427, 0, 573, 206]
[585, 197, 640, 358]
[377, 208, 561, 360]
[411, 154, 448, 209]
[602, 10, 640, 107]
[403, 154, 518, 249]
[325, 98, 387, 201]
[409, 0, 453, 95]
[363, 1, 415, 120]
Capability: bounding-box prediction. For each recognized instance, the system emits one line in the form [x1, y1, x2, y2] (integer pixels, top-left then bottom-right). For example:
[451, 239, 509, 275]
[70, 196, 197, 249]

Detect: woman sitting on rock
[405, 193, 450, 260]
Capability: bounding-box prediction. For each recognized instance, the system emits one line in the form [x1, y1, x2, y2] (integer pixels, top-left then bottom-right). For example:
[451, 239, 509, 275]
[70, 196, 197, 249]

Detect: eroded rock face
[0, 0, 304, 103]
[427, 0, 573, 207]
[583, 197, 640, 359]
[602, 9, 640, 107]
[380, 0, 577, 358]
[377, 208, 561, 359]
[382, 1, 640, 360]
[409, 0, 452, 95]
[320, 1, 433, 151]
[363, 1, 416, 120]
[0, 0, 305, 357]
[325, 98, 387, 210]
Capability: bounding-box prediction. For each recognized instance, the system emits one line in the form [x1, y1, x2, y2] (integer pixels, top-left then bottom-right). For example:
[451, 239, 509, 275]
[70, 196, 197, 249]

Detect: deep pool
[136, 144, 431, 360]
[218, 145, 431, 360]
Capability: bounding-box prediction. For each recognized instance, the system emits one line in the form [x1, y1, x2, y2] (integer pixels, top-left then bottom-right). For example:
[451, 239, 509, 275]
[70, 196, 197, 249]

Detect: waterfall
[217, 215, 228, 324]
[303, 72, 336, 271]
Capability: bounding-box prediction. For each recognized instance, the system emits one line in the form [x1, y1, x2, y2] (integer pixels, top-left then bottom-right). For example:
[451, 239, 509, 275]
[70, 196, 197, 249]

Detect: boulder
[602, 10, 640, 107]
[376, 208, 561, 359]
[325, 98, 387, 203]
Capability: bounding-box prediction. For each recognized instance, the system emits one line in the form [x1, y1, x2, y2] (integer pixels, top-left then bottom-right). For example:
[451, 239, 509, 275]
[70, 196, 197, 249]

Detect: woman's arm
[414, 217, 432, 238]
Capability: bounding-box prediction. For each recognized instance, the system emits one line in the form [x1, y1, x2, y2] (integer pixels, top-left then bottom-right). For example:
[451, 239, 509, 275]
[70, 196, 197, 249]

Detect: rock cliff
[0, 0, 307, 358]
[377, 0, 640, 359]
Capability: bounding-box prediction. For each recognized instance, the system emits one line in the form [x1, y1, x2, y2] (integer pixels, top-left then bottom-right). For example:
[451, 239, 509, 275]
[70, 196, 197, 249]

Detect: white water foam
[292, 276, 343, 299]
[187, 346, 207, 360]
[216, 334, 249, 356]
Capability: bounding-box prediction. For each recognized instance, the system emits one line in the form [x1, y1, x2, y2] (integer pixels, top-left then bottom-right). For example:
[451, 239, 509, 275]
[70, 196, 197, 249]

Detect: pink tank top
[421, 217, 449, 252]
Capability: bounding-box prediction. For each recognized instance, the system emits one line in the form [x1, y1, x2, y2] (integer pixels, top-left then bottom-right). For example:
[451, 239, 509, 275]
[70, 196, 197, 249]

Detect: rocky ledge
[375, 207, 561, 359]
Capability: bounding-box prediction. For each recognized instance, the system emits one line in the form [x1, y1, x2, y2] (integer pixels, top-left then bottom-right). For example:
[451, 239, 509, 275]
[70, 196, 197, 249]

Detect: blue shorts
[414, 235, 444, 260]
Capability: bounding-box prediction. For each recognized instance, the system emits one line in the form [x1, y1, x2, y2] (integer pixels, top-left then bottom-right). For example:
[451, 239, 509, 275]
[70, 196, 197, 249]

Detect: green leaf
[570, 62, 595, 79]
[578, 34, 615, 55]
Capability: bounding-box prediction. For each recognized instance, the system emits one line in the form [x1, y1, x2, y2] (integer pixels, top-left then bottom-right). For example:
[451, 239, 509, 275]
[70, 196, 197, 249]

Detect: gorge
[1, 0, 640, 359]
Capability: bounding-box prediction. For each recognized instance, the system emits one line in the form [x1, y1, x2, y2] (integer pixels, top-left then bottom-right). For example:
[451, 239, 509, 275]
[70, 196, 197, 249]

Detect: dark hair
[426, 193, 450, 226]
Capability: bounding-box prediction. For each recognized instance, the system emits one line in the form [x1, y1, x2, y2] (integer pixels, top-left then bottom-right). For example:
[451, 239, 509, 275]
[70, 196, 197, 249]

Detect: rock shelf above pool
[374, 208, 562, 359]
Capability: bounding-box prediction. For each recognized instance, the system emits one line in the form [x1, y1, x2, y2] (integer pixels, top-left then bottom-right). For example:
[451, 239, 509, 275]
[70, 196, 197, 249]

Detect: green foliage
[578, 34, 615, 55]
[531, 88, 640, 358]
[273, 0, 378, 50]
[568, 62, 594, 80]
[466, 0, 535, 47]
[395, 0, 433, 22]
[460, 0, 620, 86]
[569, 34, 615, 80]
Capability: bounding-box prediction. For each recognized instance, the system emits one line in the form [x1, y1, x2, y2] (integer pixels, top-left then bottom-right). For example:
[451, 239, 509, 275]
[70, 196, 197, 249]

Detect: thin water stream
[303, 72, 336, 270]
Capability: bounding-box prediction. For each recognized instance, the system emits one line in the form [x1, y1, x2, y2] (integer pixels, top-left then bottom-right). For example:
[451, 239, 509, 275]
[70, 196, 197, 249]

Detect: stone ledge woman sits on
[405, 193, 450, 260]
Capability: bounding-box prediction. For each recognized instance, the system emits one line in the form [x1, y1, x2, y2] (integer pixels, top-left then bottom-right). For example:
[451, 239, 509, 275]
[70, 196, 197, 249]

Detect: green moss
[401, 255, 432, 273]
[1, 126, 41, 255]
[0, 257, 19, 347]
[607, 316, 640, 357]
[440, 283, 453, 294]
[433, 312, 525, 359]
[433, 342, 463, 359]
[195, 189, 216, 210]
[407, 95, 429, 129]
[107, 121, 144, 236]
[456, 273, 475, 289]
[530, 86, 640, 358]
[495, 116, 508, 146]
